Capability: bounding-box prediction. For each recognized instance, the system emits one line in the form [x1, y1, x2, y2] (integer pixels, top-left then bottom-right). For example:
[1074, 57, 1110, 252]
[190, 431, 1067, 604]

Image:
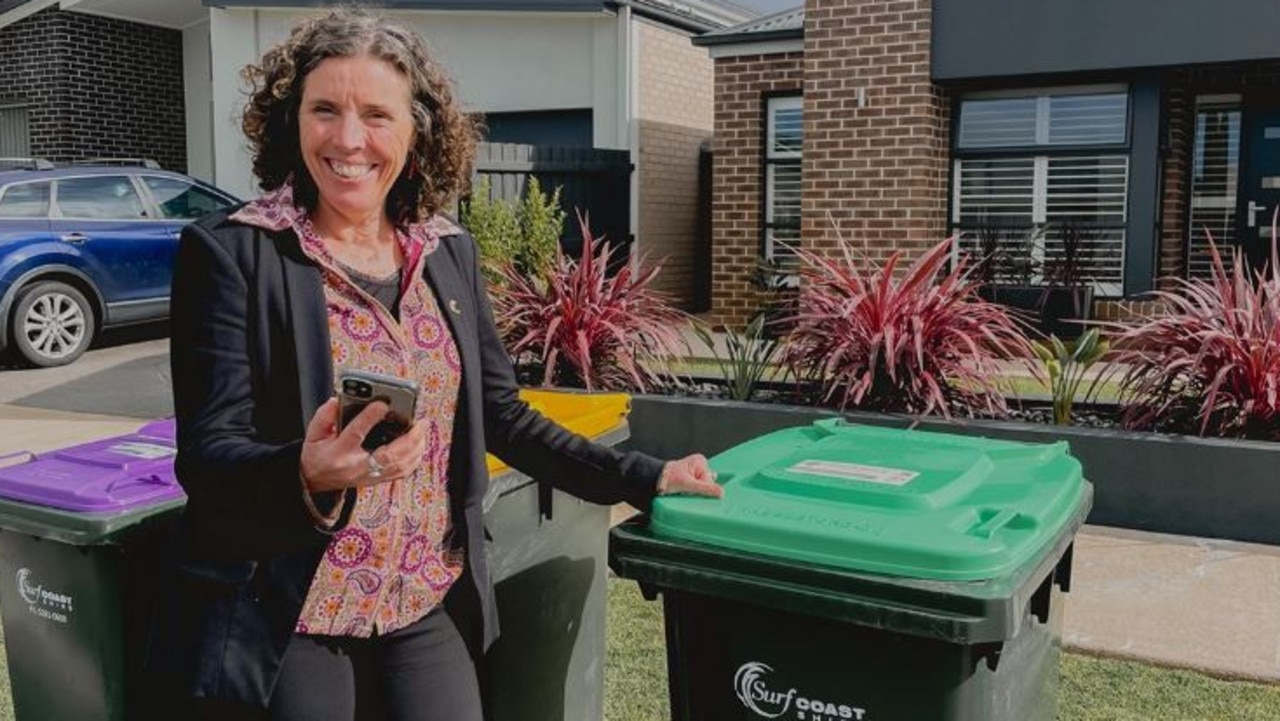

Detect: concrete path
[1066, 526, 1280, 682]
[0, 336, 170, 455]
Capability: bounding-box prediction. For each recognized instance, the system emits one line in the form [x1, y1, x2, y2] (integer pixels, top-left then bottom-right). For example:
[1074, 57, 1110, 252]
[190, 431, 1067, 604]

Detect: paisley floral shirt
[231, 183, 465, 637]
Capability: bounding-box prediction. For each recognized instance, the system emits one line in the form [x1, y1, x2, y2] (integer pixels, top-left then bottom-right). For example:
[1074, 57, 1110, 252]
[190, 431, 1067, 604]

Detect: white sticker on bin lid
[108, 442, 176, 460]
[787, 459, 919, 486]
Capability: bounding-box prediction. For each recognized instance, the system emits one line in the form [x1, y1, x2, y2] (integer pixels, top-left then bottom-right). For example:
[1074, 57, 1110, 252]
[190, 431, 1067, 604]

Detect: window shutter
[953, 158, 1036, 226]
[1187, 99, 1242, 280]
[958, 98, 1038, 149]
[768, 97, 803, 158]
[1047, 93, 1128, 145]
[0, 105, 31, 158]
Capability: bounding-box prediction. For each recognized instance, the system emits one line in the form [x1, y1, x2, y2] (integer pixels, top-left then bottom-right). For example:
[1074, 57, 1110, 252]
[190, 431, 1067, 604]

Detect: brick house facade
[697, 0, 1280, 327]
[801, 0, 948, 266]
[706, 50, 803, 324]
[637, 19, 717, 310]
[0, 8, 186, 171]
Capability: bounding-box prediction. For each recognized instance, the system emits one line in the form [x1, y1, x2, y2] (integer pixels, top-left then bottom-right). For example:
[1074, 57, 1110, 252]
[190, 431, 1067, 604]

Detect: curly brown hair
[241, 8, 477, 225]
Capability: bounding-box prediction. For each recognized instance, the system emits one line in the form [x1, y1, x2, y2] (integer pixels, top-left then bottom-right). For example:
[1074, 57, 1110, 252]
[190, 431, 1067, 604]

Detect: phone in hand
[338, 369, 420, 452]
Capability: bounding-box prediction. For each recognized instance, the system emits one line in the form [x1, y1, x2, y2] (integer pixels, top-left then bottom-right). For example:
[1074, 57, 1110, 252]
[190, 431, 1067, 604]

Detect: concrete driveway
[0, 323, 171, 455]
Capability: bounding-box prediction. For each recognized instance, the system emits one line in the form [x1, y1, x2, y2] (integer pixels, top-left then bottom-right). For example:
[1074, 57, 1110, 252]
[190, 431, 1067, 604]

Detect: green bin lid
[0, 496, 185, 545]
[649, 419, 1087, 582]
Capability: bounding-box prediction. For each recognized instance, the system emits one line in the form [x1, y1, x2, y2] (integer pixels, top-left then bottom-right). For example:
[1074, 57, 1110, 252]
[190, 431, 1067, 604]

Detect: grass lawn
[606, 578, 1280, 721]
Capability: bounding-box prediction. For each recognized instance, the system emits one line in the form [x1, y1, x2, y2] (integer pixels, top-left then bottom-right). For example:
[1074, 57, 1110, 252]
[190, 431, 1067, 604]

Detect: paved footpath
[1066, 525, 1280, 682]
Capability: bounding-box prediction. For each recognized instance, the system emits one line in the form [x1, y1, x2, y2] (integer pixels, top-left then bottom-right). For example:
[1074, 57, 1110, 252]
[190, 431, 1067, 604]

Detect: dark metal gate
[471, 142, 632, 258]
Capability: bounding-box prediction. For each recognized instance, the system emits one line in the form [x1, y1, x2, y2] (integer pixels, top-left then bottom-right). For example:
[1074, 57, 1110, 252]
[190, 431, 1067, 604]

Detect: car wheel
[10, 281, 95, 367]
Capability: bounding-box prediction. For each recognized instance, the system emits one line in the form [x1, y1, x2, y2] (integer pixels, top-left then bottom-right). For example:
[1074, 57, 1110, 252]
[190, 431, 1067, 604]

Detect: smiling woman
[239, 11, 476, 228]
[149, 8, 722, 721]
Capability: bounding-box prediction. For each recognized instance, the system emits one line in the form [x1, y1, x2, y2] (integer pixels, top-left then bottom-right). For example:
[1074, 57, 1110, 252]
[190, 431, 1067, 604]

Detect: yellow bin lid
[485, 390, 631, 476]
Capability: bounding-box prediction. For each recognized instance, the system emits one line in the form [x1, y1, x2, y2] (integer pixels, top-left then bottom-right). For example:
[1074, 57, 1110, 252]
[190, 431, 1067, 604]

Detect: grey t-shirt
[338, 262, 404, 320]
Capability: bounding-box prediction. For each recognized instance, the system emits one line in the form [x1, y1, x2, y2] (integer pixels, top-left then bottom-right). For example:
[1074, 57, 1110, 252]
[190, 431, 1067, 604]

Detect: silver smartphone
[338, 369, 420, 451]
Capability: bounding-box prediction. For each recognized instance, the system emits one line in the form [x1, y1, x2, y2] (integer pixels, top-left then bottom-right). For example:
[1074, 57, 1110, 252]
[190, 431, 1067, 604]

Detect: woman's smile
[326, 159, 377, 180]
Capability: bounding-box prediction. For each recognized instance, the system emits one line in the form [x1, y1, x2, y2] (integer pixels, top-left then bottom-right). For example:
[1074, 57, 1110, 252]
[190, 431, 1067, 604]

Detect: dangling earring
[407, 155, 420, 179]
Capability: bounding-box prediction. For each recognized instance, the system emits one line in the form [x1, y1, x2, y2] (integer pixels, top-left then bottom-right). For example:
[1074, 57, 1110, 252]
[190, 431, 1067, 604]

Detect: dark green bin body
[609, 483, 1090, 721]
[479, 425, 627, 721]
[0, 419, 621, 721]
[0, 499, 183, 721]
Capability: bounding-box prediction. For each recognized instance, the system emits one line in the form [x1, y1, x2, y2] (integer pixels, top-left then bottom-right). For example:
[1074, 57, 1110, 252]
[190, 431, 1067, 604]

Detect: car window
[0, 182, 51, 218]
[55, 176, 147, 219]
[143, 176, 232, 220]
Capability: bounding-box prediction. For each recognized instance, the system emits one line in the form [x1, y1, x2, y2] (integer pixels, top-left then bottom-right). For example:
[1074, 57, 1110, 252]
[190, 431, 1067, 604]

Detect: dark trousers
[181, 607, 482, 721]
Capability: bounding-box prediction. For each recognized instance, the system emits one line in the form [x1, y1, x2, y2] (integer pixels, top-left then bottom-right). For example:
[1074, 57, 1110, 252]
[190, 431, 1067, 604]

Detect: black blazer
[155, 208, 663, 707]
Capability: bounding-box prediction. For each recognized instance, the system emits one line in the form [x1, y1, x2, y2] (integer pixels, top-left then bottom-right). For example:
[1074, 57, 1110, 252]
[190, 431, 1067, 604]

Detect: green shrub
[1031, 328, 1108, 425]
[692, 315, 782, 402]
[517, 177, 564, 282]
[460, 176, 566, 286]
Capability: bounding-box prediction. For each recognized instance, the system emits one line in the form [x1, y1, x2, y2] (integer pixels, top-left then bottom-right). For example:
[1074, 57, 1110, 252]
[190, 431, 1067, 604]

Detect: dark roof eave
[0, 0, 36, 15]
[692, 27, 803, 47]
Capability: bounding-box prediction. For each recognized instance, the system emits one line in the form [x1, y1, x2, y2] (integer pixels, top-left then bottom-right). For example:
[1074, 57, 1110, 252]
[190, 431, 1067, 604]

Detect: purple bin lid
[134, 418, 176, 443]
[0, 419, 184, 513]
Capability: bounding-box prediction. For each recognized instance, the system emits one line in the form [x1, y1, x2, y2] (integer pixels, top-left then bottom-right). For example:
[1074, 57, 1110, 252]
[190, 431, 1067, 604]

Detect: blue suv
[0, 159, 239, 366]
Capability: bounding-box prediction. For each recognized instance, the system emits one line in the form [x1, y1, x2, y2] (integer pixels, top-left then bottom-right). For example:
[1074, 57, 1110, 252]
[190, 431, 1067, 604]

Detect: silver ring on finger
[366, 451, 386, 479]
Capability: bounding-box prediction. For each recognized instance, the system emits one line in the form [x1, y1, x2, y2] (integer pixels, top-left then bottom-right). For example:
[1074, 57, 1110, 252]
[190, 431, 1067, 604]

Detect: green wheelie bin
[610, 419, 1092, 721]
[0, 420, 184, 721]
[480, 390, 632, 721]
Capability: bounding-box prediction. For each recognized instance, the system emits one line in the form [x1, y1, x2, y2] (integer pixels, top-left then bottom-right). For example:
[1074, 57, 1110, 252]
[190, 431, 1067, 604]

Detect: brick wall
[637, 20, 714, 311]
[708, 52, 804, 327]
[0, 9, 186, 171]
[0, 9, 63, 158]
[801, 0, 949, 263]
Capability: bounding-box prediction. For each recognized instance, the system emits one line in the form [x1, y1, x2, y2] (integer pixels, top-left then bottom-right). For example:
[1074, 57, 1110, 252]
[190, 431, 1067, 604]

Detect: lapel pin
[448, 299, 462, 315]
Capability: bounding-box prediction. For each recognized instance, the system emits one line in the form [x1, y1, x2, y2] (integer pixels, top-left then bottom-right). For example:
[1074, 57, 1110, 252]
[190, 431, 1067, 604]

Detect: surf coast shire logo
[16, 568, 74, 624]
[734, 662, 867, 720]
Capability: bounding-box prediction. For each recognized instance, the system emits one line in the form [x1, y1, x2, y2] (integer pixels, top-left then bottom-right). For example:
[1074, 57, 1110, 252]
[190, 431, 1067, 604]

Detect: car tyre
[10, 281, 95, 367]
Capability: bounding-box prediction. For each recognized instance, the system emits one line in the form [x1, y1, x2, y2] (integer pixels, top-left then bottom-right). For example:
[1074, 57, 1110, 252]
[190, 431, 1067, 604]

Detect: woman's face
[298, 53, 416, 224]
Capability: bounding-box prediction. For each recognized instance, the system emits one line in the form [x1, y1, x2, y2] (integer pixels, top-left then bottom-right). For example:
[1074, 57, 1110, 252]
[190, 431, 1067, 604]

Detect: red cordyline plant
[777, 235, 1038, 417]
[1103, 230, 1280, 440]
[490, 214, 688, 392]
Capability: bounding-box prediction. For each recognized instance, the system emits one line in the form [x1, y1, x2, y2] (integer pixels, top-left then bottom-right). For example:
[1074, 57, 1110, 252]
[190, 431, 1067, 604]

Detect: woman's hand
[299, 398, 427, 493]
[657, 454, 724, 499]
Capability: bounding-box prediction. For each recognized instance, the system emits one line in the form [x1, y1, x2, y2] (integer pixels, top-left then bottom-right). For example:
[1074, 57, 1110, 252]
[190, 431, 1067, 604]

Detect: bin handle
[102, 473, 175, 495]
[538, 479, 553, 522]
[0, 451, 35, 469]
[968, 509, 1020, 539]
